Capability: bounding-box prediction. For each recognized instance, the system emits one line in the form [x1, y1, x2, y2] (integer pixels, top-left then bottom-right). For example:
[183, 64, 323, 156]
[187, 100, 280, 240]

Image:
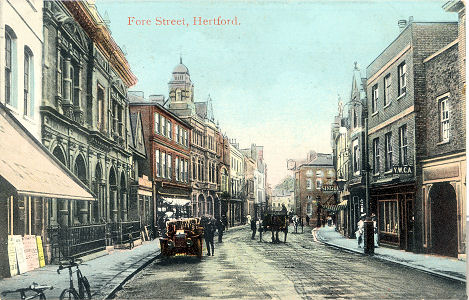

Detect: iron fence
[111, 221, 142, 245]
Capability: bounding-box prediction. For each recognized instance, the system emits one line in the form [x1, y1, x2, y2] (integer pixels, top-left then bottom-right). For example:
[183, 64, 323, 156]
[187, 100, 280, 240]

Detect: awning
[323, 200, 348, 212]
[162, 197, 191, 206]
[0, 105, 95, 201]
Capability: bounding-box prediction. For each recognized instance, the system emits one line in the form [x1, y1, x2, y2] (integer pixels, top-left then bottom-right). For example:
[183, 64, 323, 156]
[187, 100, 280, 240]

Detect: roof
[173, 63, 189, 74]
[129, 101, 192, 129]
[0, 103, 95, 201]
[129, 112, 146, 158]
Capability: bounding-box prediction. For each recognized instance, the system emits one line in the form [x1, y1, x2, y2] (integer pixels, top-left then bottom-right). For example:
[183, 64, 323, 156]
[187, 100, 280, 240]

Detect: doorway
[429, 183, 458, 257]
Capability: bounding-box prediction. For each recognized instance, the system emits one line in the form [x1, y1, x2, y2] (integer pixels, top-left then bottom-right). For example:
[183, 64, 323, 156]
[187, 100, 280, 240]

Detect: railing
[48, 224, 106, 262]
[111, 221, 141, 245]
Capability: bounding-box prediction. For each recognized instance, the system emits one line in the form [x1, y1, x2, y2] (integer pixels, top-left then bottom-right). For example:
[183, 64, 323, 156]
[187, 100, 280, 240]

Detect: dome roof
[173, 57, 189, 74]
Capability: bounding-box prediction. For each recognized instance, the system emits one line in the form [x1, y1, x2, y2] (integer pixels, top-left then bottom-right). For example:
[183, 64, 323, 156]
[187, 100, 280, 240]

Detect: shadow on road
[155, 255, 203, 266]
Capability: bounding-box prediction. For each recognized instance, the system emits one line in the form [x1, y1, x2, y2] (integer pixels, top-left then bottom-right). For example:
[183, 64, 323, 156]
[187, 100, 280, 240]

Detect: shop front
[371, 183, 415, 251]
[421, 153, 466, 259]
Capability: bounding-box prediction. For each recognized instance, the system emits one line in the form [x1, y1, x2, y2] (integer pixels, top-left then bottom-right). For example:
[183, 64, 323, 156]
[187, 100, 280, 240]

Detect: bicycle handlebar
[2, 283, 53, 296]
[57, 258, 84, 274]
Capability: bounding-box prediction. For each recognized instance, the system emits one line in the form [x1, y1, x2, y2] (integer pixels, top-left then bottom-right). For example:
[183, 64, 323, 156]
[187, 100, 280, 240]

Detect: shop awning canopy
[323, 200, 348, 212]
[0, 106, 95, 201]
[162, 197, 191, 206]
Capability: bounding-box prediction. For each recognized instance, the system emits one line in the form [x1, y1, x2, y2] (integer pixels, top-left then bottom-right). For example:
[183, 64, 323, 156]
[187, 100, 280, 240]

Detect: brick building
[293, 152, 335, 226]
[366, 20, 458, 252]
[419, 0, 466, 259]
[129, 94, 192, 232]
[216, 131, 230, 223]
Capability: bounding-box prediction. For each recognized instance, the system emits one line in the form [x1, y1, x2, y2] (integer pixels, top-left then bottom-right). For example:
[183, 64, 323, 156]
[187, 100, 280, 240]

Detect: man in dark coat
[216, 217, 224, 243]
[251, 219, 257, 239]
[204, 220, 215, 256]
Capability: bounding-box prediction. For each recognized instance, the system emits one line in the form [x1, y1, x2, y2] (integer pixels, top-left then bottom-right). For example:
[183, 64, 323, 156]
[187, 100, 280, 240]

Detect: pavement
[314, 225, 466, 283]
[0, 239, 160, 300]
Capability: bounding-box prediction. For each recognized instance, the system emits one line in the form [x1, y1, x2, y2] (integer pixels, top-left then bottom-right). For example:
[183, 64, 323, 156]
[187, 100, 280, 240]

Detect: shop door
[399, 194, 414, 251]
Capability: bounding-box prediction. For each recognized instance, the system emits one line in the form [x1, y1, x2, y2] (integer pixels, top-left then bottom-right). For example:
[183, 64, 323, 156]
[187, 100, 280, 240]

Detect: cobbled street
[114, 226, 466, 299]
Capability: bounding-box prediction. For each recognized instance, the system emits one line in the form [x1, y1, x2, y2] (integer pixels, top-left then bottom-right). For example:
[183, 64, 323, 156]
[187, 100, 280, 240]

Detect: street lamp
[316, 195, 321, 228]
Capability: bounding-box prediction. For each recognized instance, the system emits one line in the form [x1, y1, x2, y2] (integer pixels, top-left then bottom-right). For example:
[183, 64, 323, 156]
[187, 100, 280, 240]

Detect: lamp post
[316, 195, 321, 228]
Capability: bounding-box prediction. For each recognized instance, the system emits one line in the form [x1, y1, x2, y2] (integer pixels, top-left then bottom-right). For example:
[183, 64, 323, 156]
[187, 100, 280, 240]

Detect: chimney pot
[398, 19, 407, 29]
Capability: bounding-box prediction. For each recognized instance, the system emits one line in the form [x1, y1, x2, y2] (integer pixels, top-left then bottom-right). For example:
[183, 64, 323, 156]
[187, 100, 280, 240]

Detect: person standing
[259, 219, 263, 242]
[216, 217, 224, 243]
[251, 218, 257, 240]
[371, 213, 379, 248]
[204, 220, 215, 256]
[356, 215, 365, 248]
[305, 215, 310, 226]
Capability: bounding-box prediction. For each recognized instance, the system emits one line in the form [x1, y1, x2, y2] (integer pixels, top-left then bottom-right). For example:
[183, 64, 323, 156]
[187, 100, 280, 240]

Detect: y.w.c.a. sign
[392, 165, 414, 174]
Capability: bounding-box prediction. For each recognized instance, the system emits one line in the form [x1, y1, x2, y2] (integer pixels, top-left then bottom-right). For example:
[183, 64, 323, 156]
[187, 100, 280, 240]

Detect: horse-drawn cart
[262, 209, 289, 243]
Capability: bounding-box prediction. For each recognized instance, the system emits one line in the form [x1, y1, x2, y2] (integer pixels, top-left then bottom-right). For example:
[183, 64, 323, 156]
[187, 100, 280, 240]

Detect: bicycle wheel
[79, 276, 91, 299]
[39, 292, 46, 300]
[59, 289, 79, 300]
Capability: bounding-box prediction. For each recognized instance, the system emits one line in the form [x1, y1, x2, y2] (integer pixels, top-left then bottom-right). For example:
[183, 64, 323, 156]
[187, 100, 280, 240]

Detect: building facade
[129, 95, 192, 232]
[366, 20, 458, 252]
[419, 0, 466, 259]
[229, 141, 245, 226]
[167, 60, 220, 219]
[0, 0, 43, 139]
[41, 1, 137, 232]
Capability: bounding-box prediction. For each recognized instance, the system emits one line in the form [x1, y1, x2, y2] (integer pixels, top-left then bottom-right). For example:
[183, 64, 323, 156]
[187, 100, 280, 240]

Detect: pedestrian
[259, 219, 263, 242]
[305, 215, 310, 226]
[283, 218, 288, 243]
[327, 216, 332, 227]
[204, 219, 215, 256]
[216, 217, 224, 243]
[371, 213, 379, 248]
[356, 214, 365, 248]
[293, 216, 298, 234]
[251, 218, 257, 240]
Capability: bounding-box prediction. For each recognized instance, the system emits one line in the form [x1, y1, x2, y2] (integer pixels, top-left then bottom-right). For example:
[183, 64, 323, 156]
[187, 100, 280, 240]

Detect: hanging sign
[7, 236, 18, 277]
[36, 236, 46, 268]
[23, 235, 39, 271]
[13, 235, 28, 274]
[321, 185, 338, 192]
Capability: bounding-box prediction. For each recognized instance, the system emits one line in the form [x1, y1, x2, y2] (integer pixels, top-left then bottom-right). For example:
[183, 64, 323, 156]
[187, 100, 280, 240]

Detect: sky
[95, 0, 456, 187]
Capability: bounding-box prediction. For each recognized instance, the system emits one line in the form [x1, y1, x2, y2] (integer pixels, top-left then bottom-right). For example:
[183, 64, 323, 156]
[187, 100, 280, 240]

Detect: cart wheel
[196, 239, 202, 259]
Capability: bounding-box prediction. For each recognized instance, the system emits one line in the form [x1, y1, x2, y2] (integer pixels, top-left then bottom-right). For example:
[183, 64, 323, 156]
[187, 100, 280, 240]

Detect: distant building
[271, 190, 294, 212]
[229, 140, 245, 226]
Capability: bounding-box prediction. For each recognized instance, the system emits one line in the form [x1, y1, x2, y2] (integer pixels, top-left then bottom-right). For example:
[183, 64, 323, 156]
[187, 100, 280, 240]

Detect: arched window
[24, 47, 34, 117]
[5, 27, 17, 107]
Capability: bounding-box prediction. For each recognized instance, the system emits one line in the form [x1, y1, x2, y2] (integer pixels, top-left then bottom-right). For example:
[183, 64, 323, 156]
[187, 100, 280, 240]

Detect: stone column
[121, 192, 128, 222]
[78, 201, 89, 224]
[111, 190, 118, 222]
[58, 199, 69, 227]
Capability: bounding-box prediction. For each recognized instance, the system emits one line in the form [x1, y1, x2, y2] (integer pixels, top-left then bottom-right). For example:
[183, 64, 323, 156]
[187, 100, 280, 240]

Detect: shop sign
[23, 235, 39, 271]
[7, 236, 18, 277]
[36, 236, 46, 268]
[321, 185, 338, 192]
[13, 235, 28, 274]
[392, 165, 413, 174]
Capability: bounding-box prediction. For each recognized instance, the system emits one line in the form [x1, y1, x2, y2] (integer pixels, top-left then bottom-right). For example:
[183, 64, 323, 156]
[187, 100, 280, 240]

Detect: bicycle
[1, 282, 53, 300]
[57, 258, 91, 300]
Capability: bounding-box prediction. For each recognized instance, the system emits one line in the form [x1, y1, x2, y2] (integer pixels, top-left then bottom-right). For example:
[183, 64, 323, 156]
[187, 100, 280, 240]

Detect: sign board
[23, 235, 39, 271]
[13, 235, 28, 274]
[392, 165, 414, 174]
[36, 236, 45, 268]
[321, 185, 338, 192]
[286, 159, 296, 170]
[7, 236, 18, 277]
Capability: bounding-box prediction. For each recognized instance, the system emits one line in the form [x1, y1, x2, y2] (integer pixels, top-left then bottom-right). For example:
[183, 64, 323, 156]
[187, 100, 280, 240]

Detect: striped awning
[323, 200, 348, 212]
[162, 197, 191, 206]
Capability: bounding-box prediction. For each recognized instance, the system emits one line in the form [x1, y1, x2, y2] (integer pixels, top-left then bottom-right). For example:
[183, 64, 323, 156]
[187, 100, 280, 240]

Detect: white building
[271, 190, 294, 212]
[229, 140, 245, 225]
[0, 0, 43, 139]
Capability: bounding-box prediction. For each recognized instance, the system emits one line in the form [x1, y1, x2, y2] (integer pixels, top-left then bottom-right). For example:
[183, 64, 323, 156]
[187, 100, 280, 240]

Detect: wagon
[262, 209, 289, 243]
[159, 218, 204, 258]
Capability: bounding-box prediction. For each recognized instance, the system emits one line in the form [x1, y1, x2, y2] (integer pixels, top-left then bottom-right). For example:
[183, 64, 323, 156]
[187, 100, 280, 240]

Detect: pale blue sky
[96, 0, 456, 186]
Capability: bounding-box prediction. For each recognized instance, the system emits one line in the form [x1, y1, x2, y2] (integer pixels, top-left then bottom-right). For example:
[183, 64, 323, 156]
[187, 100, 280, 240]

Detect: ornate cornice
[63, 1, 137, 88]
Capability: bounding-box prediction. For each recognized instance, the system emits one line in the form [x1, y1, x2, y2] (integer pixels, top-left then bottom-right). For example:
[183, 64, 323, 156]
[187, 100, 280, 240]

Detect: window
[316, 179, 322, 190]
[373, 138, 380, 174]
[5, 29, 13, 105]
[185, 160, 188, 182]
[24, 49, 32, 116]
[97, 85, 105, 131]
[168, 154, 172, 179]
[385, 132, 393, 171]
[353, 108, 358, 128]
[372, 84, 378, 113]
[439, 97, 449, 142]
[379, 200, 399, 234]
[156, 149, 161, 177]
[175, 157, 179, 181]
[184, 130, 188, 146]
[192, 159, 196, 180]
[162, 152, 166, 178]
[398, 125, 408, 165]
[307, 203, 312, 215]
[316, 170, 323, 177]
[57, 55, 63, 96]
[306, 179, 312, 190]
[163, 117, 167, 137]
[353, 139, 360, 174]
[154, 113, 160, 133]
[384, 74, 391, 106]
[175, 124, 179, 143]
[398, 62, 406, 96]
[167, 120, 172, 140]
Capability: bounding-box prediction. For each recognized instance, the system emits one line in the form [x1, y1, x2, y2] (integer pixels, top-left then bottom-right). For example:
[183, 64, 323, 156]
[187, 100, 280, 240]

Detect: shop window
[379, 200, 399, 234]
